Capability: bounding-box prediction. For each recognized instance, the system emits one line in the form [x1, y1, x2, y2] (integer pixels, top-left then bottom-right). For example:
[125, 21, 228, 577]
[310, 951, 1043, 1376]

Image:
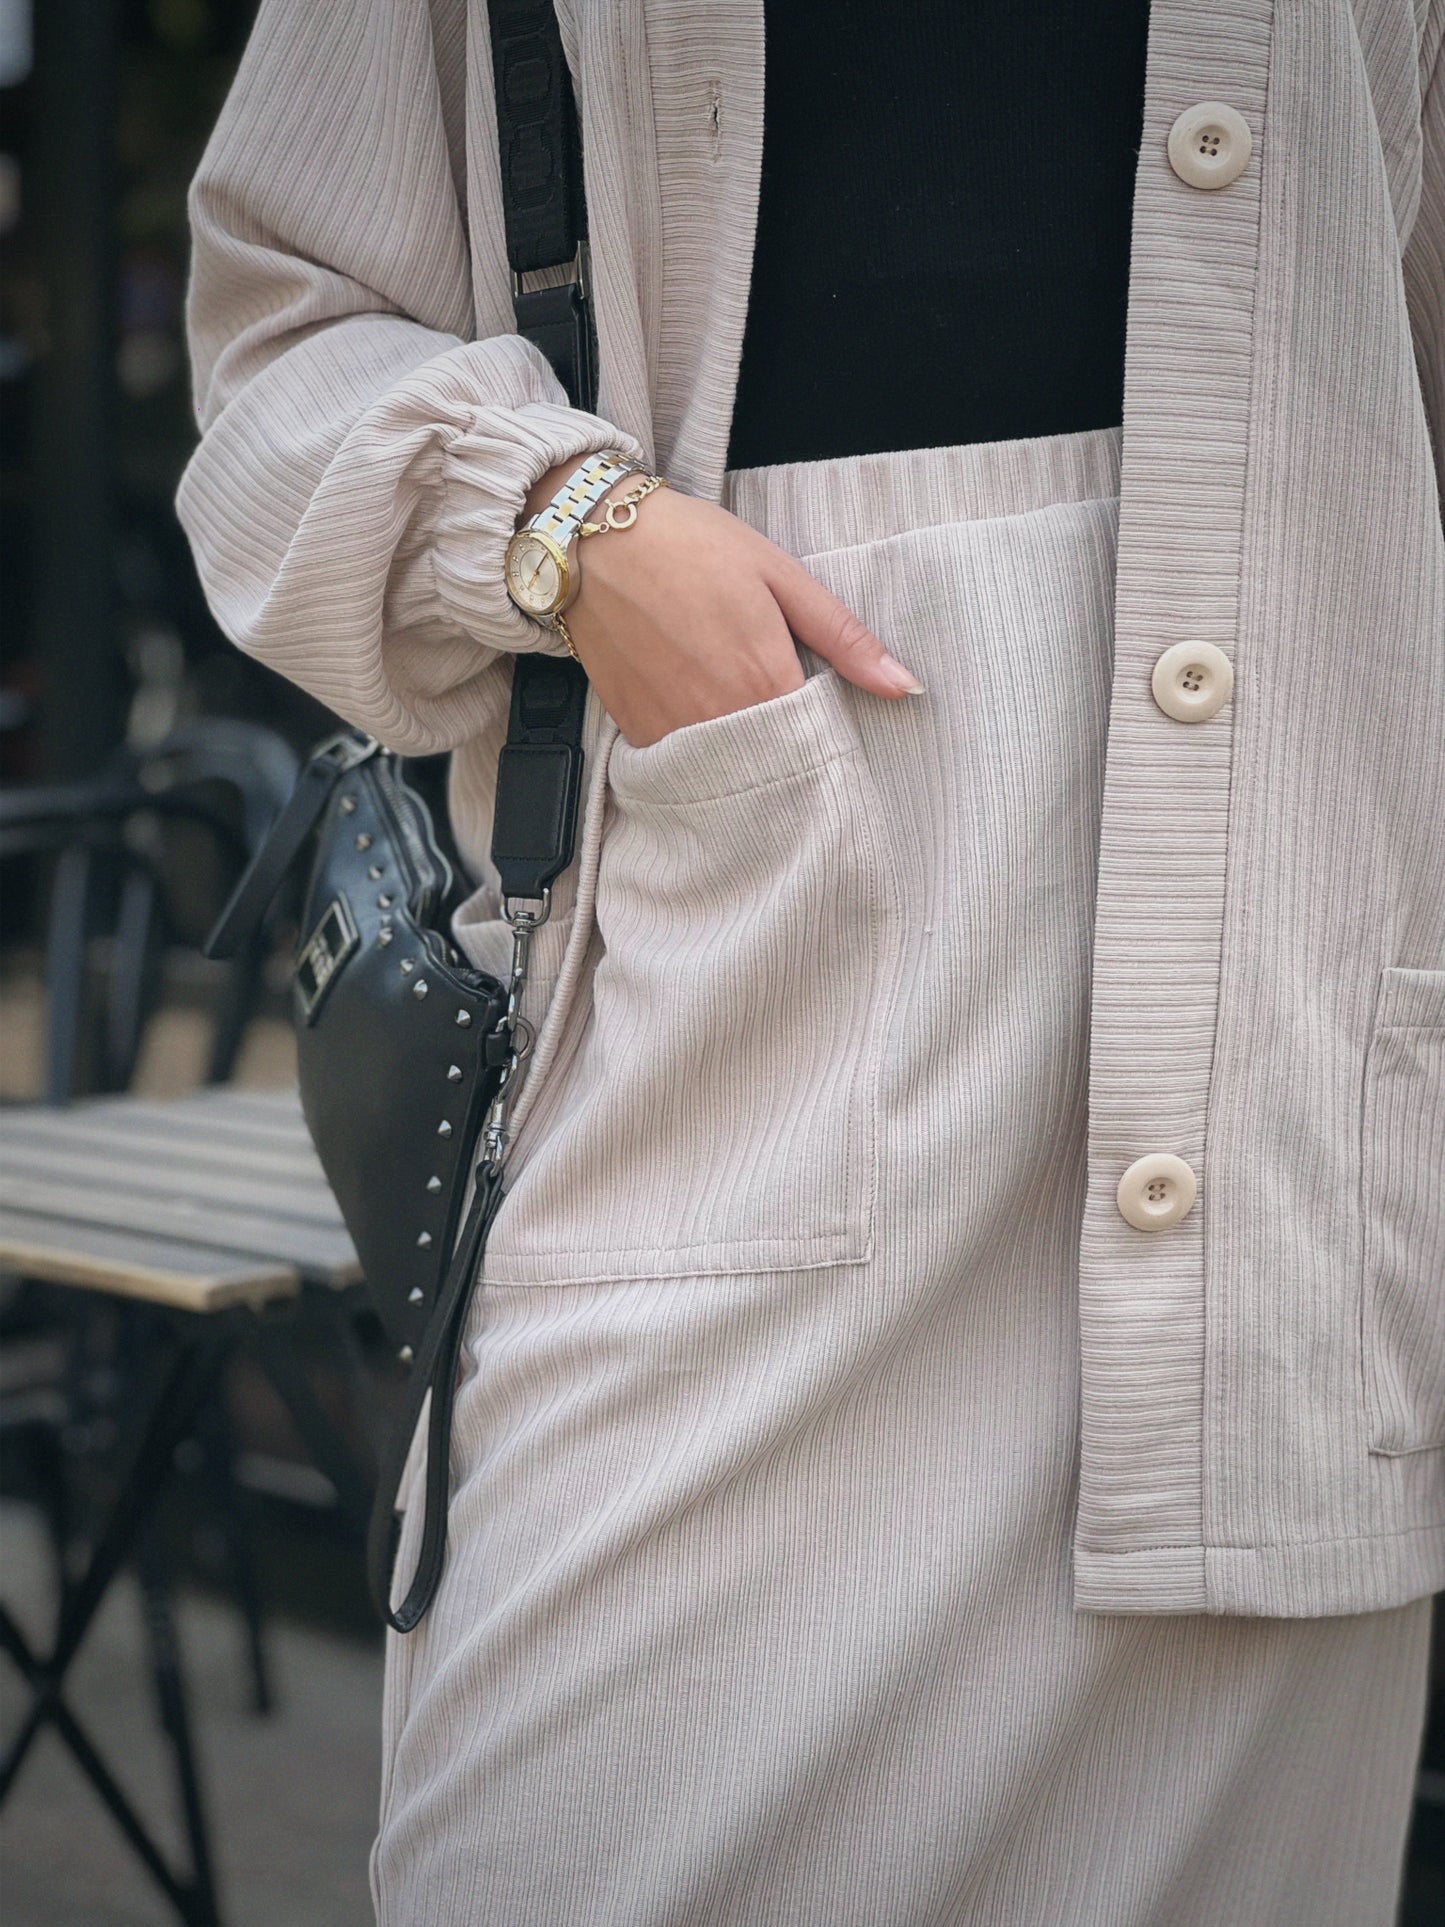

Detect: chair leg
[32, 1419, 73, 1599]
[204, 935, 264, 1088]
[194, 1371, 273, 1716]
[0, 1333, 202, 1800]
[324, 1293, 387, 1474]
[43, 842, 96, 1102]
[49, 1326, 227, 1698]
[103, 861, 162, 1094]
[0, 1603, 215, 1925]
[134, 1514, 222, 1927]
[245, 1310, 375, 1536]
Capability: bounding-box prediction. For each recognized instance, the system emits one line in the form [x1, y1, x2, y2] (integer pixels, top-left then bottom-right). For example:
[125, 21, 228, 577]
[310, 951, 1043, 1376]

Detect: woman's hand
[521, 462, 924, 748]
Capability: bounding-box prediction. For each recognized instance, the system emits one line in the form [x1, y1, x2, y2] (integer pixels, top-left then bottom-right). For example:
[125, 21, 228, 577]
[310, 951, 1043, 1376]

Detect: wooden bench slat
[77, 1084, 303, 1117]
[0, 1140, 345, 1228]
[2, 1113, 330, 1186]
[0, 1209, 300, 1311]
[0, 1111, 315, 1156]
[0, 1175, 359, 1285]
[184, 1088, 305, 1118]
[86, 1105, 314, 1150]
[1, 1087, 310, 1132]
[36, 1091, 316, 1148]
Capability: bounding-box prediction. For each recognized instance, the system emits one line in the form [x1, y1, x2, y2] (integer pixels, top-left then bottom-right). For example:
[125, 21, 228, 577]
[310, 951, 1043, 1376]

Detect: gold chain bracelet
[553, 472, 669, 661]
[577, 471, 669, 537]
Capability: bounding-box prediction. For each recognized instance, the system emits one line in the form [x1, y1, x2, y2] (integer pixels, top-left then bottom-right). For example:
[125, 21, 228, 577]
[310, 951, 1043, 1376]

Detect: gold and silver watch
[504, 450, 649, 647]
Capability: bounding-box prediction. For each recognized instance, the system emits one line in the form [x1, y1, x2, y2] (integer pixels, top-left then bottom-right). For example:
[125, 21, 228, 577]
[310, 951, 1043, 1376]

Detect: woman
[179, 3, 1445, 1921]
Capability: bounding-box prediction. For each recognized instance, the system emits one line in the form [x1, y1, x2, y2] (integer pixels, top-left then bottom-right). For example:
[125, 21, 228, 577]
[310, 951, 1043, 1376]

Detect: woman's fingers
[766, 552, 925, 698]
[559, 484, 924, 742]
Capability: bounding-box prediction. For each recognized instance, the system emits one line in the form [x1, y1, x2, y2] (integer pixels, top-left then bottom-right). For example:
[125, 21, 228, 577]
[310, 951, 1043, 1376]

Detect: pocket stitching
[606, 663, 857, 807]
[1361, 967, 1445, 1456]
[614, 737, 864, 809]
[486, 700, 901, 1285]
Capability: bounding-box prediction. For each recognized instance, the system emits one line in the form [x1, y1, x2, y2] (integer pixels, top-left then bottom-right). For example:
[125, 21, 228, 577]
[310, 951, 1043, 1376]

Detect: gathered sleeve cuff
[179, 329, 645, 755]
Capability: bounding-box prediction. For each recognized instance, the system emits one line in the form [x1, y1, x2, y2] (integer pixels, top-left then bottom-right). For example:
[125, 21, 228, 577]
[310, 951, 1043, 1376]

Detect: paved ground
[0, 1501, 382, 1927]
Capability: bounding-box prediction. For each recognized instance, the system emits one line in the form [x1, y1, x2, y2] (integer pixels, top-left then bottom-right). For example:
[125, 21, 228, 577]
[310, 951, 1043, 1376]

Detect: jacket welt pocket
[482, 664, 899, 1285]
[1361, 965, 1445, 1455]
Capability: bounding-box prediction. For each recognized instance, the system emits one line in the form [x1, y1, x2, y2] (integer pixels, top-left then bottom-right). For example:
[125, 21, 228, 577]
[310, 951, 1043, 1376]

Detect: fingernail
[880, 654, 926, 695]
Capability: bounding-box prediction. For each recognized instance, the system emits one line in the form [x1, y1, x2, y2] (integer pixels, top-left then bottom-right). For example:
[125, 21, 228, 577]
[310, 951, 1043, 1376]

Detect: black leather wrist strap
[488, 0, 596, 410]
[367, 1160, 508, 1630]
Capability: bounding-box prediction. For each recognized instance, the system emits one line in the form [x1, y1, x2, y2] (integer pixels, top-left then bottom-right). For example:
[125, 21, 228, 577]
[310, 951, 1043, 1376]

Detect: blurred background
[1, 4, 386, 1922]
[0, 3, 1439, 1924]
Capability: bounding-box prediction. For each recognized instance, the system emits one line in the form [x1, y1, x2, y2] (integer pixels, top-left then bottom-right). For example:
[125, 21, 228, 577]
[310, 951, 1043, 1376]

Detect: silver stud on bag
[367, 864, 384, 881]
[447, 1064, 463, 1082]
[354, 832, 372, 851]
[417, 1231, 433, 1249]
[437, 1119, 453, 1137]
[400, 958, 415, 975]
[377, 894, 394, 909]
[377, 926, 393, 947]
[455, 1009, 472, 1027]
[398, 1344, 414, 1364]
[426, 1175, 442, 1193]
[408, 1286, 425, 1304]
[412, 979, 429, 999]
[340, 796, 357, 815]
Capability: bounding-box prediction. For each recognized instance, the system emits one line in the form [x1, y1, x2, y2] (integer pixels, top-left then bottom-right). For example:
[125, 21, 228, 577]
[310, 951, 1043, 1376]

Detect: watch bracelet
[514, 449, 666, 659]
[527, 450, 650, 544]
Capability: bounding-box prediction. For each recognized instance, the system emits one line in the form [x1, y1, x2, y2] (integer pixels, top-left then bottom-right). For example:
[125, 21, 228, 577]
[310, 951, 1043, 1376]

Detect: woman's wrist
[506, 451, 665, 661]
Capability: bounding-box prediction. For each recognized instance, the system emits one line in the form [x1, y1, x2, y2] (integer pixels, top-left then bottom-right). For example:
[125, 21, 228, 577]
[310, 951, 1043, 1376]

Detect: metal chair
[0, 717, 300, 1926]
[0, 719, 299, 1100]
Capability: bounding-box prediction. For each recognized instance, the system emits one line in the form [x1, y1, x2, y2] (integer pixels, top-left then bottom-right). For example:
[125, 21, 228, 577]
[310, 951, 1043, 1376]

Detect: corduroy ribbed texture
[372, 428, 1433, 1926]
[1363, 967, 1445, 1452]
[177, 0, 1445, 1623]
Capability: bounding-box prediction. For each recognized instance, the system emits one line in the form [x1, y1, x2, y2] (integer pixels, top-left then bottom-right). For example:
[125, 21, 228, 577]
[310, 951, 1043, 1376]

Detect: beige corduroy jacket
[178, 0, 1445, 1620]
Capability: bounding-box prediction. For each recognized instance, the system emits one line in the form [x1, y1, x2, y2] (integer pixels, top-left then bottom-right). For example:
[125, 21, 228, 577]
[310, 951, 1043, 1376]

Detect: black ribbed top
[726, 2, 1151, 469]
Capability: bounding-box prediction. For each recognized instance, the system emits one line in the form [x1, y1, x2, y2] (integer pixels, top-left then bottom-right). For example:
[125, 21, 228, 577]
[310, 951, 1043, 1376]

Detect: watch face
[506, 530, 569, 617]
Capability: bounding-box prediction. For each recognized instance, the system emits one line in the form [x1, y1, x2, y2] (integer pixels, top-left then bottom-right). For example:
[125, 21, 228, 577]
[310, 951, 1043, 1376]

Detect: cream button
[1167, 102, 1253, 189]
[1116, 1153, 1198, 1232]
[1151, 640, 1234, 723]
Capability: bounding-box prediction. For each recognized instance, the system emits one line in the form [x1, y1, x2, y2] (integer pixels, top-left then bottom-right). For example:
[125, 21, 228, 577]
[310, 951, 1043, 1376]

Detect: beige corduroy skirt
[370, 426, 1431, 1926]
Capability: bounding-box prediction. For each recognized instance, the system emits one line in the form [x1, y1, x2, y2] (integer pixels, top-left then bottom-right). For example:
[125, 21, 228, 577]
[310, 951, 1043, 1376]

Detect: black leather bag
[206, 0, 598, 1632]
[281, 736, 506, 1360]
[207, 656, 588, 1631]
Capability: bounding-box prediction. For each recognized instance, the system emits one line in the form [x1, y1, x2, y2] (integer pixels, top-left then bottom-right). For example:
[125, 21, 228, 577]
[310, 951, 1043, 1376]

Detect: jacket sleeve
[175, 0, 645, 753]
[1405, 0, 1445, 503]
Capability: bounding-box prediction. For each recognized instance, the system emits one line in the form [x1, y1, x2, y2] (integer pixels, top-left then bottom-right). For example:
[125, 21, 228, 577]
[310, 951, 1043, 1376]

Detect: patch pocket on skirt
[1360, 965, 1445, 1454]
[481, 661, 900, 1285]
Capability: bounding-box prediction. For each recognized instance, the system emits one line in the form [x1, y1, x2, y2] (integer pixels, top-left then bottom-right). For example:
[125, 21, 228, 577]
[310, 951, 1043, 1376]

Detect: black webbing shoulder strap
[486, 0, 595, 898]
[484, 0, 595, 914]
[488, 0, 596, 412]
